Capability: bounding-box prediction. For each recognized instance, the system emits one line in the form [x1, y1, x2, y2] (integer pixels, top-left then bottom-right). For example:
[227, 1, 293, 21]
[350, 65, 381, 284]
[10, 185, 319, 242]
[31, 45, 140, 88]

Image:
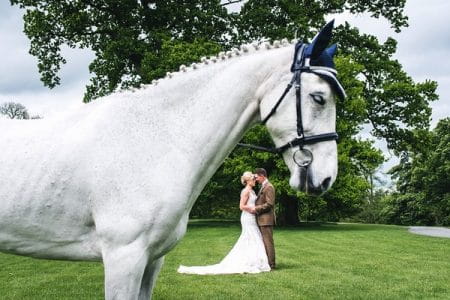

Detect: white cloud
[0, 2, 94, 117]
[0, 3, 42, 92]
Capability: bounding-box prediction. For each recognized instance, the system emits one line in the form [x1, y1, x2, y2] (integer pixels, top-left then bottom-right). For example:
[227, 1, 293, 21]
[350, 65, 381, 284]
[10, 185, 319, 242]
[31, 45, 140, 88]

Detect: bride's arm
[239, 189, 252, 212]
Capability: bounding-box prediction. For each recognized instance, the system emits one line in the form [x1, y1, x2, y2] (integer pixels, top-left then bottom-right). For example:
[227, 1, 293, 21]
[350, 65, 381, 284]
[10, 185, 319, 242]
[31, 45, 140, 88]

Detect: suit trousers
[259, 225, 275, 269]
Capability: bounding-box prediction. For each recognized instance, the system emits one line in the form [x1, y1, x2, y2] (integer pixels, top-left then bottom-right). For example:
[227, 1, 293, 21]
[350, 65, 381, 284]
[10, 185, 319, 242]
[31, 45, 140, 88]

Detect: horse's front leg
[102, 241, 150, 300]
[138, 256, 165, 300]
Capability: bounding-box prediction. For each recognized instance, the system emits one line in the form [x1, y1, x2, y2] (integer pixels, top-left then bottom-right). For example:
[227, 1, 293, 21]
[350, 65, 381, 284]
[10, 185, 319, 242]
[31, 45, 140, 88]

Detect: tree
[333, 25, 438, 155]
[386, 118, 450, 225]
[223, 1, 436, 223]
[231, 0, 407, 45]
[0, 102, 30, 119]
[11, 0, 409, 103]
[193, 55, 385, 224]
[12, 0, 438, 223]
[11, 0, 230, 102]
[229, 0, 437, 155]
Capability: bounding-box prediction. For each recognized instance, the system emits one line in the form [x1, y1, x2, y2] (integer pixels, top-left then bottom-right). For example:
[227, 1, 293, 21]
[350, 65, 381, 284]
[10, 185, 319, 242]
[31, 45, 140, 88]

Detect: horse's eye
[310, 93, 325, 105]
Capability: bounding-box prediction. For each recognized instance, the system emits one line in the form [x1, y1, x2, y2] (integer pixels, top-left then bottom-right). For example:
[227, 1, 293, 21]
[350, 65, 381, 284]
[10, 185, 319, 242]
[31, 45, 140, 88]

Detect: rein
[237, 42, 343, 167]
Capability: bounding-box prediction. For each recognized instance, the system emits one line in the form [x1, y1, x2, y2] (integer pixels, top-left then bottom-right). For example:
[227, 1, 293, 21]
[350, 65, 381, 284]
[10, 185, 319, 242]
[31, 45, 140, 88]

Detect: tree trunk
[277, 196, 300, 225]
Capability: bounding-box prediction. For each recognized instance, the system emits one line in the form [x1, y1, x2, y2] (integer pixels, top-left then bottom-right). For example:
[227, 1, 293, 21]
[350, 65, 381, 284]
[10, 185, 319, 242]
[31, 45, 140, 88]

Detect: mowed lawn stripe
[0, 222, 448, 299]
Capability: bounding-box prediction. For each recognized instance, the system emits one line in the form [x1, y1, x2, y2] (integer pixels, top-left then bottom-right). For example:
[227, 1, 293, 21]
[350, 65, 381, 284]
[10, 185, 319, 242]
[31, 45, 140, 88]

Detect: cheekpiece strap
[290, 43, 307, 72]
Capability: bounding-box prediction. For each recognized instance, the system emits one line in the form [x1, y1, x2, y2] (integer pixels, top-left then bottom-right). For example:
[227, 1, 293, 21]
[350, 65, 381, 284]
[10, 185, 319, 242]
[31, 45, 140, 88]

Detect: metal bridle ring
[293, 148, 313, 167]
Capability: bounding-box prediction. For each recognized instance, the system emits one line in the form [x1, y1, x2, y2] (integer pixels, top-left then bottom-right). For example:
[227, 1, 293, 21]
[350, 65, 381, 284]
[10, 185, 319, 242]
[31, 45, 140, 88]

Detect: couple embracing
[178, 168, 275, 275]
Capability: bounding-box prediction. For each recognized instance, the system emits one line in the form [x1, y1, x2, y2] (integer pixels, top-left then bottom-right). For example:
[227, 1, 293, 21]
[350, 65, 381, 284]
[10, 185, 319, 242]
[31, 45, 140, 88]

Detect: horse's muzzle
[292, 167, 332, 195]
[305, 174, 332, 195]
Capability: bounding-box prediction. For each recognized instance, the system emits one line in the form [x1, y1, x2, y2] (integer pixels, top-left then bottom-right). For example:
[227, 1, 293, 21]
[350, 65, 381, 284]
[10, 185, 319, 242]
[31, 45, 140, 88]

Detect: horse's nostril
[321, 177, 331, 190]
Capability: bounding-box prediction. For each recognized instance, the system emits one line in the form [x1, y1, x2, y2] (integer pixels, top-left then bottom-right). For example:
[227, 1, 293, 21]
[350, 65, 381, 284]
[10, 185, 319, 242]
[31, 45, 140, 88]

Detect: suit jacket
[255, 181, 276, 226]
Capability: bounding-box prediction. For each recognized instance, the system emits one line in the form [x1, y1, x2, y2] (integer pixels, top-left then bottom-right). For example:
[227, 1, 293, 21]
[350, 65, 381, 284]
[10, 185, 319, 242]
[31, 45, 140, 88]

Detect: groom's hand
[249, 207, 256, 214]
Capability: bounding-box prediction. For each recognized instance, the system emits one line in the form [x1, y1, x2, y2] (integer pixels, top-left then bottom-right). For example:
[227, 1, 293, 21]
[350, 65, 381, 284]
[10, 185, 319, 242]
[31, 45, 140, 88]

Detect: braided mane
[146, 39, 296, 87]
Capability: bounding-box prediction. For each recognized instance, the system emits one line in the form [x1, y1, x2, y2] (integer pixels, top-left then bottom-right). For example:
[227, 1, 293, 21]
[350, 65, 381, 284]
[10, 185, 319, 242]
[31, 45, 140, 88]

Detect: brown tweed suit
[255, 181, 276, 269]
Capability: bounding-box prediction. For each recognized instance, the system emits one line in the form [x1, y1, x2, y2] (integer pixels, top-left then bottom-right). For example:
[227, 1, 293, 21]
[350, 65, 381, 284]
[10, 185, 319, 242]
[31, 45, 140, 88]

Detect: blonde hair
[240, 171, 254, 185]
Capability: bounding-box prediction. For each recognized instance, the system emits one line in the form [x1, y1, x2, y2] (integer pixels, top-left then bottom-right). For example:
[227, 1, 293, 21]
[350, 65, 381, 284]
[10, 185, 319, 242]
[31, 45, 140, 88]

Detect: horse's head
[258, 20, 346, 195]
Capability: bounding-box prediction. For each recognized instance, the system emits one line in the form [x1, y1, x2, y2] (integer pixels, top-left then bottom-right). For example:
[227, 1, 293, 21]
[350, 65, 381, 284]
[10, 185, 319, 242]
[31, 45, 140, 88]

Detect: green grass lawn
[0, 221, 449, 299]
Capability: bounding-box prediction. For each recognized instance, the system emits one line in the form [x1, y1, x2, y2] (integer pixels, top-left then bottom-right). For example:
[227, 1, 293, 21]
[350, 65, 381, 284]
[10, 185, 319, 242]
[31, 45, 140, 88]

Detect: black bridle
[237, 43, 341, 167]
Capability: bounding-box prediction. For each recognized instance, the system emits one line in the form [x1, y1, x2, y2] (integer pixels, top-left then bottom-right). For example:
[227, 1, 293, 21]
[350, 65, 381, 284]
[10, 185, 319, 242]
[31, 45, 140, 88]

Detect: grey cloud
[398, 50, 450, 79]
[58, 47, 95, 86]
[0, 43, 44, 93]
[399, 0, 450, 50]
[0, 2, 22, 24]
[0, 83, 86, 118]
[431, 77, 450, 126]
[0, 4, 94, 94]
[0, 2, 42, 93]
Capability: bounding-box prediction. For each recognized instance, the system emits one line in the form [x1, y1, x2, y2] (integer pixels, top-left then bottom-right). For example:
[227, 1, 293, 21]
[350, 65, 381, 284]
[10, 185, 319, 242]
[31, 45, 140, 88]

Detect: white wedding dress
[178, 190, 271, 274]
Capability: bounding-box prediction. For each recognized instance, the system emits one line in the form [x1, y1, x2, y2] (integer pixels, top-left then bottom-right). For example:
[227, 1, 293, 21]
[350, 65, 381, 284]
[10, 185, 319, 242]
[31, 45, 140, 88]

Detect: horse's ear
[306, 19, 335, 59]
[326, 44, 337, 58]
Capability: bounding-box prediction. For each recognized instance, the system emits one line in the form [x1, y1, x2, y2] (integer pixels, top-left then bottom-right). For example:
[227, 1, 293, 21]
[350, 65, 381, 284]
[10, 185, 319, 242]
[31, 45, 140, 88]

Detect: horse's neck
[156, 49, 287, 172]
[107, 47, 290, 202]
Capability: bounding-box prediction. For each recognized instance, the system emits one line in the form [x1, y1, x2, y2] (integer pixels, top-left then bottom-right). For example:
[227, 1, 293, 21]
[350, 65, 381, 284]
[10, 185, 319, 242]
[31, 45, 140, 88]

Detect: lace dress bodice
[247, 190, 257, 206]
[241, 189, 258, 224]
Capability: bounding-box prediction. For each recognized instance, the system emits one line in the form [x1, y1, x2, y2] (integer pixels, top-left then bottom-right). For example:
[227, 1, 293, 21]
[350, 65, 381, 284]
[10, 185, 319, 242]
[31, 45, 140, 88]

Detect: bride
[178, 171, 271, 274]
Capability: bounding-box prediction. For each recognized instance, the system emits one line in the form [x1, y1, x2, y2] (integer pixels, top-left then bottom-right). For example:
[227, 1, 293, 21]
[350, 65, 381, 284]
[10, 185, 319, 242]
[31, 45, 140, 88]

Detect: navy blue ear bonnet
[290, 20, 346, 100]
[311, 43, 337, 69]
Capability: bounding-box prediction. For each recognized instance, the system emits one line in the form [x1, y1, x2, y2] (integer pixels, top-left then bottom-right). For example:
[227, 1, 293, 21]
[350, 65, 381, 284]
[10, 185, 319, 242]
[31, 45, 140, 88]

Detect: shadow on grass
[188, 219, 240, 228]
[188, 219, 391, 232]
[272, 262, 297, 270]
[279, 222, 383, 232]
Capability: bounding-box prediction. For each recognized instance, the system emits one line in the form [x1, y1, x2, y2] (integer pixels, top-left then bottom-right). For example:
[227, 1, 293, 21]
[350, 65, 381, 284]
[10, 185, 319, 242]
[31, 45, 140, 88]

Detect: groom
[251, 168, 276, 269]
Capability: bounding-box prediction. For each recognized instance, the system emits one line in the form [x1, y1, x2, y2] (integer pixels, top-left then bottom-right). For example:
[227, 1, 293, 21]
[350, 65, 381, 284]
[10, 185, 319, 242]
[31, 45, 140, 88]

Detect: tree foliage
[11, 0, 229, 101]
[333, 25, 438, 154]
[385, 118, 450, 225]
[11, 0, 411, 103]
[0, 102, 30, 119]
[232, 0, 408, 46]
[192, 56, 385, 223]
[11, 0, 439, 223]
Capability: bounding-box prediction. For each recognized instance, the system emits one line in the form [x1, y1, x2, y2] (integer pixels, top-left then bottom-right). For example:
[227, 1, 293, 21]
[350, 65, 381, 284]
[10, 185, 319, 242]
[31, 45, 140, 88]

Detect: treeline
[382, 118, 450, 225]
[191, 118, 450, 226]
[11, 1, 446, 225]
[192, 118, 450, 226]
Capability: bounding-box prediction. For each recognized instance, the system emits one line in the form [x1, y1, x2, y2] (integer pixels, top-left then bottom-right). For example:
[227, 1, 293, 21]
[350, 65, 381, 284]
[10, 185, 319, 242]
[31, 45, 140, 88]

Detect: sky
[1, 1, 449, 182]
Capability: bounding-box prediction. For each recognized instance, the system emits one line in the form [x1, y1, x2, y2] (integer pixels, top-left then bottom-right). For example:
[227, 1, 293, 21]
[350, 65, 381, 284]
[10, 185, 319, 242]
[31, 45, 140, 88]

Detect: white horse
[0, 22, 344, 299]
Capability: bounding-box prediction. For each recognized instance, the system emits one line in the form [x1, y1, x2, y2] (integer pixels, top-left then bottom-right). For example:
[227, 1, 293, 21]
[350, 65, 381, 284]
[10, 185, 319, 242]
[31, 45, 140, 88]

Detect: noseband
[237, 43, 343, 167]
